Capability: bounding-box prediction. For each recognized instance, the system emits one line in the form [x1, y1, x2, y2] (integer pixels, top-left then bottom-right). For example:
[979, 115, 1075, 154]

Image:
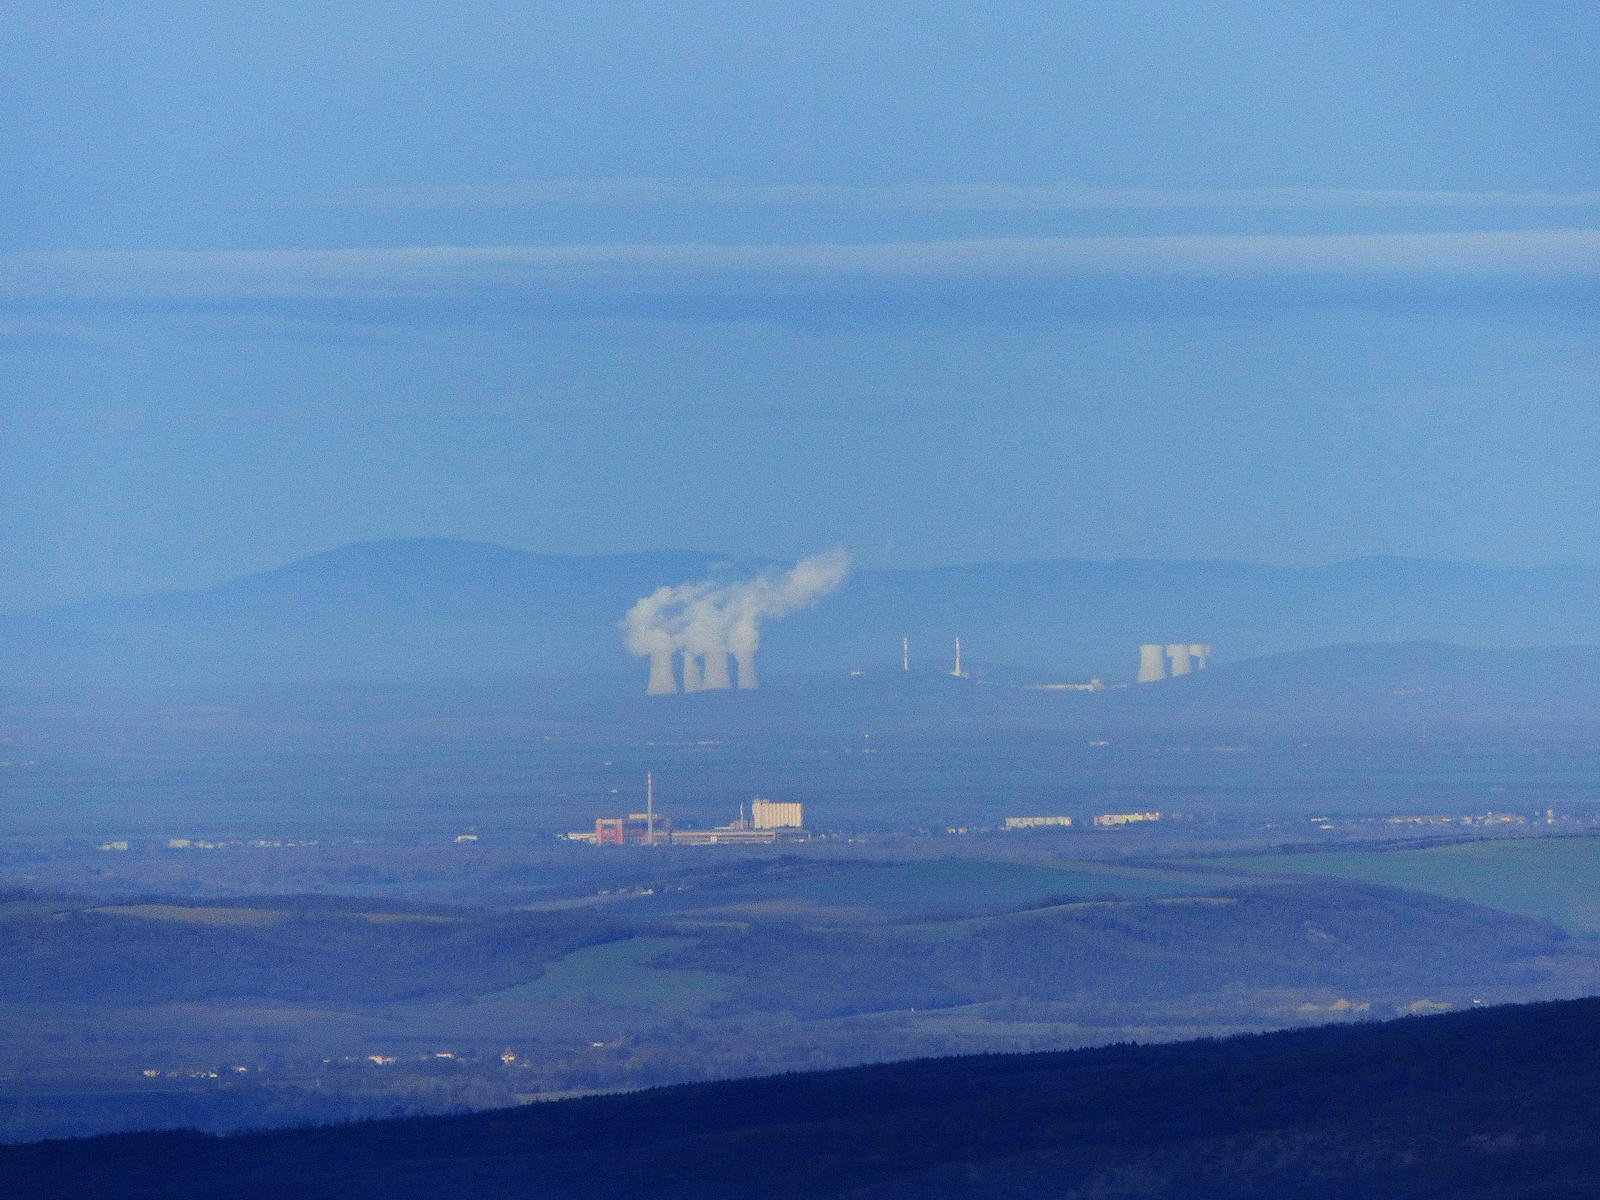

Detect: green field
[1201, 837, 1600, 934]
[488, 936, 735, 1015]
[675, 857, 1238, 922]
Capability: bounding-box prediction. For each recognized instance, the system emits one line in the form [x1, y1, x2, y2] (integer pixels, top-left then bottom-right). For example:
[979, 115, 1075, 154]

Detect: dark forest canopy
[10, 995, 1600, 1199]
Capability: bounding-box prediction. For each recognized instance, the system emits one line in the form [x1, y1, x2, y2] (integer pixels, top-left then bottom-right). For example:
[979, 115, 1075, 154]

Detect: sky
[3, 1, 1598, 611]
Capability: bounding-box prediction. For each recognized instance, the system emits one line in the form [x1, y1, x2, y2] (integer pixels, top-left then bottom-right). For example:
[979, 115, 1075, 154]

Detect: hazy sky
[4, 1, 1597, 610]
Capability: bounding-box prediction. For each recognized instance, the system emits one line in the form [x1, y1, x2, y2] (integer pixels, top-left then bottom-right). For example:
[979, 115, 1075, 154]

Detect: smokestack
[1188, 644, 1211, 670]
[735, 646, 757, 689]
[1137, 644, 1167, 683]
[702, 648, 733, 690]
[902, 636, 910, 672]
[681, 650, 704, 692]
[952, 636, 964, 677]
[646, 650, 677, 695]
[1166, 644, 1193, 676]
[646, 771, 656, 846]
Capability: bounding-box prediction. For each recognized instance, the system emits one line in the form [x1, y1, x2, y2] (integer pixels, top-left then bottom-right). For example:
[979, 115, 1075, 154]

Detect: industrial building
[1003, 815, 1073, 829]
[671, 798, 807, 844]
[750, 797, 803, 829]
[570, 786, 807, 846]
[1136, 643, 1212, 682]
[669, 825, 790, 845]
[1092, 811, 1162, 828]
[585, 772, 670, 844]
[592, 813, 672, 845]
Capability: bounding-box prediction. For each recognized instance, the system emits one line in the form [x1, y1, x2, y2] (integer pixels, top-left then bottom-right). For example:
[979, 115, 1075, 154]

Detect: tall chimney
[902, 636, 910, 672]
[702, 648, 733, 690]
[1137, 644, 1167, 683]
[735, 647, 758, 689]
[646, 771, 656, 846]
[681, 650, 704, 692]
[1188, 644, 1211, 670]
[952, 636, 964, 677]
[1166, 644, 1193, 676]
[646, 650, 678, 695]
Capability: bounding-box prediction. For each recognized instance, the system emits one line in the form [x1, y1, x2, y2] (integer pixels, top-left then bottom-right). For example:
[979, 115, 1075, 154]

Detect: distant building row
[1003, 811, 1162, 830]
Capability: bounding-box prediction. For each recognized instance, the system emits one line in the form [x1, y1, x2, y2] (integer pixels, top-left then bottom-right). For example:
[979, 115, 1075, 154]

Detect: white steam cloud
[622, 549, 851, 694]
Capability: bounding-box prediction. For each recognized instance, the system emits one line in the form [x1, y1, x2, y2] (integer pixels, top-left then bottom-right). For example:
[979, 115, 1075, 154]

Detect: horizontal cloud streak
[6, 231, 1600, 306]
[327, 180, 1600, 214]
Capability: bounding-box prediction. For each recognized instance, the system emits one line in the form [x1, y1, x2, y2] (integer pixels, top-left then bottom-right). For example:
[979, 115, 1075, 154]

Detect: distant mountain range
[3, 538, 1599, 687]
[12, 996, 1600, 1199]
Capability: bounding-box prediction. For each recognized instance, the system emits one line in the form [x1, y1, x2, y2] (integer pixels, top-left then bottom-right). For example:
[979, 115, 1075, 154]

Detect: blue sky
[3, 1, 1597, 610]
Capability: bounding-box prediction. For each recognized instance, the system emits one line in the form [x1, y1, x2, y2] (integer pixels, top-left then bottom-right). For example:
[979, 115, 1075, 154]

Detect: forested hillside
[10, 997, 1600, 1199]
[0, 858, 1581, 1145]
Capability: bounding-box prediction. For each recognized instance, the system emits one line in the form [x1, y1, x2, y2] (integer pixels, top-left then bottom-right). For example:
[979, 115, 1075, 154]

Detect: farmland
[5, 843, 1600, 1143]
[1202, 835, 1600, 933]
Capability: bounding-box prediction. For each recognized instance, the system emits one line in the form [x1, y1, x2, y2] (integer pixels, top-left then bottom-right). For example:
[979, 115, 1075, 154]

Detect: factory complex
[569, 782, 807, 846]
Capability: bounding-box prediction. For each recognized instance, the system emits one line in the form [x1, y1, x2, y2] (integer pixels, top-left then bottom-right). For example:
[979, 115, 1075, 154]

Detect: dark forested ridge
[10, 996, 1600, 1199]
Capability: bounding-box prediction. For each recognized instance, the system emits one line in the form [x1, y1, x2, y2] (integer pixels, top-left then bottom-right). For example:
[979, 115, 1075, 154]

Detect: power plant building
[669, 826, 789, 845]
[647, 646, 759, 695]
[574, 796, 807, 845]
[593, 813, 672, 845]
[1136, 643, 1212, 682]
[1093, 811, 1162, 828]
[750, 798, 803, 829]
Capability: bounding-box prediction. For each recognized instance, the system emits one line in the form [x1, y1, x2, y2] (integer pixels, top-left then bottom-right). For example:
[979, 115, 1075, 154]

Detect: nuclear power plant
[622, 550, 851, 696]
[627, 556, 1217, 696]
[1137, 643, 1212, 682]
[572, 778, 808, 846]
[670, 645, 755, 694]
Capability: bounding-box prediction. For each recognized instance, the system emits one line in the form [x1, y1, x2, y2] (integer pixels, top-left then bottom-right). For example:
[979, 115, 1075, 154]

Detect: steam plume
[621, 549, 851, 694]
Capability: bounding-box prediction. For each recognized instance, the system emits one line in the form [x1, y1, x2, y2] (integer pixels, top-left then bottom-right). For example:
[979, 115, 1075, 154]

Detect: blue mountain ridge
[2, 538, 1596, 687]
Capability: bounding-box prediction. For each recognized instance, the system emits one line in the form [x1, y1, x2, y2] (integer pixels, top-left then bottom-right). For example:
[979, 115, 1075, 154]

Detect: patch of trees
[11, 997, 1600, 1198]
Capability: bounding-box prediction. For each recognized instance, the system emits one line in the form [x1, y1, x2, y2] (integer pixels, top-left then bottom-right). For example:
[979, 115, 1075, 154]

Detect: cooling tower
[681, 650, 704, 693]
[735, 647, 758, 689]
[646, 650, 678, 695]
[702, 648, 733, 690]
[1166, 644, 1193, 676]
[1137, 644, 1167, 683]
[1188, 644, 1211, 669]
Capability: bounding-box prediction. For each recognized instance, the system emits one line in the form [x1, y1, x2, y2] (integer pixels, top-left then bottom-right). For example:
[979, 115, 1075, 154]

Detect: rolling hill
[10, 995, 1600, 1199]
[1204, 835, 1600, 935]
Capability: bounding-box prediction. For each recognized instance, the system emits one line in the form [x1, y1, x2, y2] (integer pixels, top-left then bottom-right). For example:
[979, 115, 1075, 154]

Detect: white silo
[681, 649, 704, 693]
[735, 646, 758, 689]
[701, 648, 733, 690]
[646, 650, 678, 695]
[1137, 644, 1167, 683]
